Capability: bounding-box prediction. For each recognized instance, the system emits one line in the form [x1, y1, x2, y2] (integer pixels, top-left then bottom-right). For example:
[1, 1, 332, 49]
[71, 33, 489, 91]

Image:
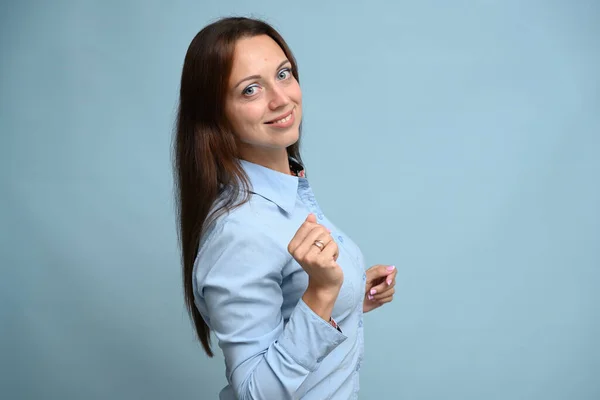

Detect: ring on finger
[313, 240, 325, 251]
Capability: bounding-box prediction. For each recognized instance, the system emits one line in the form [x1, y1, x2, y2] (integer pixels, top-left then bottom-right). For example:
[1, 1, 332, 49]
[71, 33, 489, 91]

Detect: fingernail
[387, 265, 395, 271]
[370, 289, 376, 295]
[387, 279, 392, 286]
[368, 295, 374, 300]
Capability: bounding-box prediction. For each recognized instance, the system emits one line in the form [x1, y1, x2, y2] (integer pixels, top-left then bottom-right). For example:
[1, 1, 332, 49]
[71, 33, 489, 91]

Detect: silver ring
[313, 240, 325, 251]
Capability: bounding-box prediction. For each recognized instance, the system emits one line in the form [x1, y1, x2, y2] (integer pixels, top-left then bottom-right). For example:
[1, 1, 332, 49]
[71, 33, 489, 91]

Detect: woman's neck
[239, 148, 291, 175]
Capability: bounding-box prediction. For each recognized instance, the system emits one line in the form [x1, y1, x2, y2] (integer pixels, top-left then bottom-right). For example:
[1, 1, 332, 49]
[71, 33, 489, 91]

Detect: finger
[287, 215, 321, 253]
[366, 265, 396, 282]
[376, 294, 394, 304]
[368, 278, 396, 297]
[296, 226, 332, 259]
[383, 269, 397, 287]
[367, 284, 395, 300]
[319, 239, 339, 263]
[388, 267, 398, 281]
[371, 287, 395, 301]
[320, 238, 339, 261]
[323, 232, 339, 261]
[291, 213, 318, 242]
[380, 268, 398, 288]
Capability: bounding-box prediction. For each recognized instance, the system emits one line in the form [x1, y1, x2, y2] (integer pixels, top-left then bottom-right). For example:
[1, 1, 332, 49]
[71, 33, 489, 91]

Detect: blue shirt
[193, 158, 366, 399]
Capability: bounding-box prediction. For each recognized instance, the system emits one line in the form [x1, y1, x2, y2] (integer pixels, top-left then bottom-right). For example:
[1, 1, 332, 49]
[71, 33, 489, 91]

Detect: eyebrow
[233, 59, 291, 89]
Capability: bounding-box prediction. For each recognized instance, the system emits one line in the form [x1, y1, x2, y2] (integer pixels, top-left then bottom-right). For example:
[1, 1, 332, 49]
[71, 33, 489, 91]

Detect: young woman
[174, 16, 398, 399]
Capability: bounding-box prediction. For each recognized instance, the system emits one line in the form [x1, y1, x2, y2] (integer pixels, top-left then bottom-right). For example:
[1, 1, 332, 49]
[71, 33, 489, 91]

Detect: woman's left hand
[363, 265, 397, 313]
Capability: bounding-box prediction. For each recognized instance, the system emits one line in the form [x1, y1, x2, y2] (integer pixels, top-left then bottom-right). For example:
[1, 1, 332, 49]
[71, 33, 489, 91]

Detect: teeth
[274, 113, 292, 124]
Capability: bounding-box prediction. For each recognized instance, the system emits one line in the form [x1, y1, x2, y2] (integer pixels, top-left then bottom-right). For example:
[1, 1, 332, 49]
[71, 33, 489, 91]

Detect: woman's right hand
[288, 214, 343, 320]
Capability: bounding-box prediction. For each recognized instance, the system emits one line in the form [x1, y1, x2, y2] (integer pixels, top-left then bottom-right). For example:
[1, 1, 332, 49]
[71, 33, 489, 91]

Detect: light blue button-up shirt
[193, 159, 366, 399]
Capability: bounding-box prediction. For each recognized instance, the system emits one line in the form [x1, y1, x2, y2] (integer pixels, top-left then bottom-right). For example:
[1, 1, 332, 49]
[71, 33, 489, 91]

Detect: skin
[225, 35, 396, 317]
[363, 265, 397, 313]
[225, 34, 302, 176]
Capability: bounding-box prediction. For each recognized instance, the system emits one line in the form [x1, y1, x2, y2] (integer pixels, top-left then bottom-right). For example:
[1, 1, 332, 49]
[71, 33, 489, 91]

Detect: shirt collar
[238, 158, 305, 215]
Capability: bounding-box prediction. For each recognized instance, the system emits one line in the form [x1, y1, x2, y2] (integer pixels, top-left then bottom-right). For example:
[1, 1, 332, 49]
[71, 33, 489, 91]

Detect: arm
[197, 219, 347, 400]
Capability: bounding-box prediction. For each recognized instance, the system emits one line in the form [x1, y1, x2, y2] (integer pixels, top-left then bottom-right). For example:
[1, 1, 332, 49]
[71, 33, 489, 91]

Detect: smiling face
[225, 34, 302, 167]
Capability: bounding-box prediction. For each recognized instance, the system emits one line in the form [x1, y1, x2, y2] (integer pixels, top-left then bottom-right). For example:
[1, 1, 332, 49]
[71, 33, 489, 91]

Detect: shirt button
[317, 213, 324, 220]
[362, 272, 366, 281]
[358, 320, 363, 328]
[338, 235, 344, 243]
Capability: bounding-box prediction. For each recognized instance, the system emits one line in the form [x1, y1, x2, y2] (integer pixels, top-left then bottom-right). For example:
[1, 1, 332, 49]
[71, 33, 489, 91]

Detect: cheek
[229, 102, 265, 130]
[291, 84, 302, 121]
[291, 82, 302, 104]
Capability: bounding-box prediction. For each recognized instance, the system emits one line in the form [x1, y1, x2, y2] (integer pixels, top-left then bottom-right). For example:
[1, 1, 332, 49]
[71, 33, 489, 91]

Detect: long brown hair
[174, 17, 303, 357]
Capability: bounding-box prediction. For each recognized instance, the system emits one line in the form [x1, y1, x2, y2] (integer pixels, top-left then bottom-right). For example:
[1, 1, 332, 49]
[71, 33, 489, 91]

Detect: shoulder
[194, 200, 292, 286]
[206, 211, 285, 255]
[201, 190, 293, 249]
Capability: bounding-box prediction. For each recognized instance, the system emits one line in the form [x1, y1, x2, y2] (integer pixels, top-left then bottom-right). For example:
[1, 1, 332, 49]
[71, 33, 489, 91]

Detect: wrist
[302, 284, 340, 321]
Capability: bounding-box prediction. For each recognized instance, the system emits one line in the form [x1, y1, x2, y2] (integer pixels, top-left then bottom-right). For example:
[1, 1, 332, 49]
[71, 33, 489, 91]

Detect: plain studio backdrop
[1, 1, 599, 399]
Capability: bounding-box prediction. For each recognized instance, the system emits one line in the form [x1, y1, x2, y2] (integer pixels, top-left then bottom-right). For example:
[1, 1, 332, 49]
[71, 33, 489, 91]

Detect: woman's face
[225, 34, 302, 163]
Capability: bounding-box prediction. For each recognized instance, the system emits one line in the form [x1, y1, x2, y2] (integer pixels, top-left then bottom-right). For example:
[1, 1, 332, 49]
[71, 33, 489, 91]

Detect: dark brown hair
[174, 17, 303, 357]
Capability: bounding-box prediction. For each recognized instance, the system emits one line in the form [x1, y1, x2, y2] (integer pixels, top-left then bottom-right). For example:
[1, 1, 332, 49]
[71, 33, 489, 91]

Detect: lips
[265, 109, 293, 124]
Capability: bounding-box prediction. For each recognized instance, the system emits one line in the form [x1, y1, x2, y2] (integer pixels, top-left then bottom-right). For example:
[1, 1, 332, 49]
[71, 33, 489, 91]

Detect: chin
[283, 129, 300, 147]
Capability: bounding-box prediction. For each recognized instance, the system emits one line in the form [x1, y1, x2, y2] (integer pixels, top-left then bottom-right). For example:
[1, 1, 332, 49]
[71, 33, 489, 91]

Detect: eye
[277, 67, 292, 80]
[242, 84, 260, 97]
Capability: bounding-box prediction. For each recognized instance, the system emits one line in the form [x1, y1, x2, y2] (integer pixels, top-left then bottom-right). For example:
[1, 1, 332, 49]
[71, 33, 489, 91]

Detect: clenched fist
[288, 213, 343, 321]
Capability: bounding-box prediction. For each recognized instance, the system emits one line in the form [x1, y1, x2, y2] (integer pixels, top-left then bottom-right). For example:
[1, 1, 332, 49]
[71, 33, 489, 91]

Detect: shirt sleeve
[195, 218, 347, 400]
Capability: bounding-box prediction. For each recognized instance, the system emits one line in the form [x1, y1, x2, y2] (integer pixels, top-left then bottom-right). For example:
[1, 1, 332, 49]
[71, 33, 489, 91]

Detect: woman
[174, 16, 397, 399]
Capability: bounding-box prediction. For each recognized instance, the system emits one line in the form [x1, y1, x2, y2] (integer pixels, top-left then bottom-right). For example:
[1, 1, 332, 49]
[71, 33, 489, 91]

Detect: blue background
[2, 1, 599, 399]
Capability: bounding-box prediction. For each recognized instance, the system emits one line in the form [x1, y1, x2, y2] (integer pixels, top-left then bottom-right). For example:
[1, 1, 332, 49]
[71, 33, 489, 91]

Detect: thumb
[306, 213, 317, 223]
[368, 264, 395, 279]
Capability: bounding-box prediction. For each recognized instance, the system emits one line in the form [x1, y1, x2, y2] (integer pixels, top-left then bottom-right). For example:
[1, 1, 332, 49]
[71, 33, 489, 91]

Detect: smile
[265, 108, 295, 128]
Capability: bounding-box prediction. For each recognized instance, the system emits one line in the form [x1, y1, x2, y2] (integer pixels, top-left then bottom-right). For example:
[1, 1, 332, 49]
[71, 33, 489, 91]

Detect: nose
[268, 85, 289, 110]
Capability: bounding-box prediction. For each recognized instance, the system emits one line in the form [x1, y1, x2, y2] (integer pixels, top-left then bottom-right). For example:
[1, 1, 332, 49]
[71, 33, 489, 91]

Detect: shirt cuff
[276, 298, 348, 372]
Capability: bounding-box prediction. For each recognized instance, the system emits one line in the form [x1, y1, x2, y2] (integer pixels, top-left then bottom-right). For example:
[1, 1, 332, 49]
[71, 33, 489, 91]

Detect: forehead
[230, 35, 287, 78]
